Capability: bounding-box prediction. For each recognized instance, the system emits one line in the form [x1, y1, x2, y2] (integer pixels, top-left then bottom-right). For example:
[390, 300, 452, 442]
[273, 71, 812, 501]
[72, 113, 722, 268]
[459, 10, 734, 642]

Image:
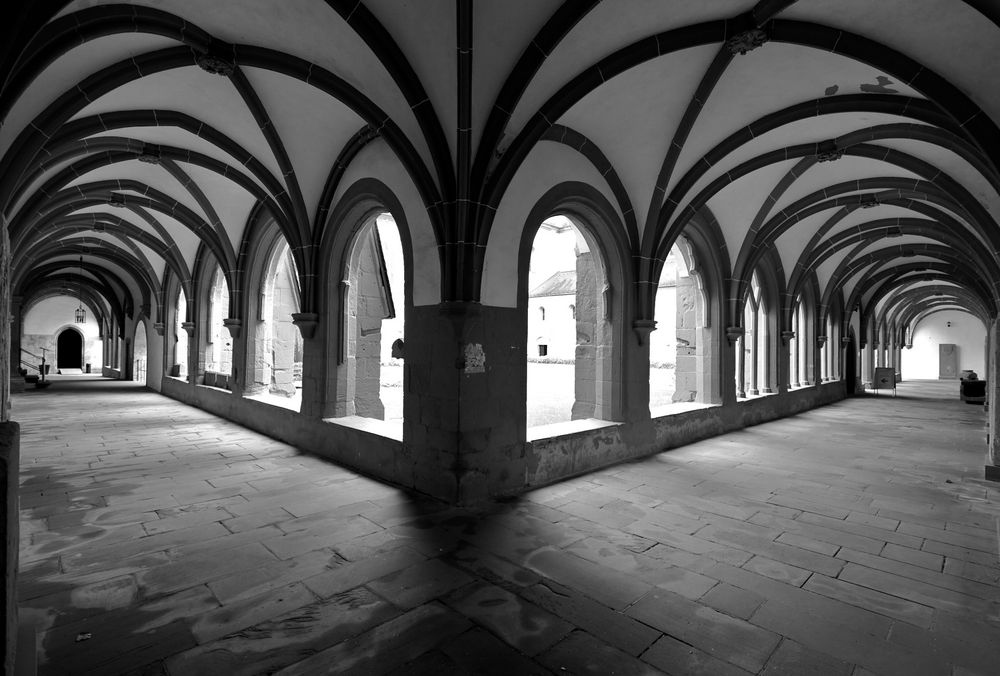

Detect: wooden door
[939, 343, 958, 379]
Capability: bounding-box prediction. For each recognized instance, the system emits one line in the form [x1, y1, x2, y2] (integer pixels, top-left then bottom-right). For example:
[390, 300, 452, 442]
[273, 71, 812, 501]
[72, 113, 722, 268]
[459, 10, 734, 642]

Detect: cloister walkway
[13, 377, 1000, 675]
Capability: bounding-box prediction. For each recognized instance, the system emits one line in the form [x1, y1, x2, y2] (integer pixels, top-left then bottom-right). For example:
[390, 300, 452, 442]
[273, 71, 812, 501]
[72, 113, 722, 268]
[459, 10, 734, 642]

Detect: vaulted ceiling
[1, 0, 997, 340]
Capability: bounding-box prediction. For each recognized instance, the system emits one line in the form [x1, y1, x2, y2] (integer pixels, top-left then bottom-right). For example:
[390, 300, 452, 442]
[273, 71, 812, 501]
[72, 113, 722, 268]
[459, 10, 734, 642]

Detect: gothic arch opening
[334, 213, 405, 426]
[134, 319, 148, 385]
[789, 294, 812, 389]
[204, 264, 232, 388]
[172, 287, 188, 378]
[245, 240, 302, 410]
[791, 284, 818, 388]
[526, 214, 615, 430]
[737, 270, 772, 398]
[650, 236, 710, 413]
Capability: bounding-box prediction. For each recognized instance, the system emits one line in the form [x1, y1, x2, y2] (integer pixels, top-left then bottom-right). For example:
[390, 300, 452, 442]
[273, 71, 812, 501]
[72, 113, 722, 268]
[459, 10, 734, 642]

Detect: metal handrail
[19, 347, 48, 381]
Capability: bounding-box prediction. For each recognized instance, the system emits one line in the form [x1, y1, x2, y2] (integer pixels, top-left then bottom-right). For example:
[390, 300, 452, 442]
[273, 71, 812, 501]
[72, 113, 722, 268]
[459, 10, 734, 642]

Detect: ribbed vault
[0, 1, 996, 432]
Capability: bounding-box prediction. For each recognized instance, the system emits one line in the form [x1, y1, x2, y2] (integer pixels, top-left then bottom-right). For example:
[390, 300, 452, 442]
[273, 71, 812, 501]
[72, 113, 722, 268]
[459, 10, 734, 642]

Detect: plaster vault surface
[14, 377, 1000, 675]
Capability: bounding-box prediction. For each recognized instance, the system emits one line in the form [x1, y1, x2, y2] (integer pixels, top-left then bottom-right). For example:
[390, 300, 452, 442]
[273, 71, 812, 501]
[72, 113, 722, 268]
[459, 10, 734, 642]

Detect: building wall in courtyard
[22, 297, 102, 371]
[527, 291, 576, 360]
[901, 310, 987, 379]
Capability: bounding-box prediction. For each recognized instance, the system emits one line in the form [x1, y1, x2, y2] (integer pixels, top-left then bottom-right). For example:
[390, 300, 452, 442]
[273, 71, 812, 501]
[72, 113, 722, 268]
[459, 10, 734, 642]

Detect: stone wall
[511, 383, 846, 497]
[161, 377, 408, 489]
[158, 301, 851, 505]
[0, 423, 18, 675]
[0, 220, 15, 673]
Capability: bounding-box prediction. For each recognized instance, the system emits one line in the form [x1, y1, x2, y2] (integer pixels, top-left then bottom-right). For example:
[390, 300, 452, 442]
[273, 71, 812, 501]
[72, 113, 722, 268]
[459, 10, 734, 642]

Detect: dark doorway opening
[57, 329, 83, 369]
[845, 333, 857, 394]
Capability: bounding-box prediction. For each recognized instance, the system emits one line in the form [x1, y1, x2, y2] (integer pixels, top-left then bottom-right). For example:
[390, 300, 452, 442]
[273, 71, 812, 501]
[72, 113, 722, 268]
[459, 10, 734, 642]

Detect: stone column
[294, 313, 323, 419]
[702, 325, 721, 404]
[781, 330, 794, 391]
[248, 313, 270, 396]
[736, 334, 746, 398]
[8, 296, 22, 394]
[832, 324, 840, 380]
[123, 335, 133, 380]
[817, 330, 823, 381]
[987, 317, 1000, 480]
[272, 297, 299, 399]
[182, 321, 196, 384]
[224, 319, 243, 394]
[826, 334, 833, 381]
[762, 319, 774, 394]
[862, 338, 872, 388]
[1, 422, 18, 675]
[0, 217, 19, 672]
[792, 333, 799, 387]
[631, 320, 655, 417]
[404, 303, 520, 503]
[573, 250, 599, 419]
[817, 335, 827, 384]
[673, 275, 699, 402]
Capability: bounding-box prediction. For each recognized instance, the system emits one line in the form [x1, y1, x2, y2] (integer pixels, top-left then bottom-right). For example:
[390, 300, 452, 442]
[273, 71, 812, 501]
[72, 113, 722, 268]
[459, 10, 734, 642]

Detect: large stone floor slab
[14, 377, 1000, 674]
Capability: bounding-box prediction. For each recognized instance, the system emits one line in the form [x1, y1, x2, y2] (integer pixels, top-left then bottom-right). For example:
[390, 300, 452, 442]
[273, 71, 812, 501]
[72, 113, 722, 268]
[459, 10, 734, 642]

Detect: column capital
[632, 319, 656, 345]
[223, 318, 242, 339]
[292, 312, 319, 339]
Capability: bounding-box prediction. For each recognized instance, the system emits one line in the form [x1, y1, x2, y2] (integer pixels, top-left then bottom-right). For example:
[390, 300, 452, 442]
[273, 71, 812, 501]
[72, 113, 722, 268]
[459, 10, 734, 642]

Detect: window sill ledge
[650, 401, 717, 418]
[324, 415, 403, 442]
[527, 418, 620, 443]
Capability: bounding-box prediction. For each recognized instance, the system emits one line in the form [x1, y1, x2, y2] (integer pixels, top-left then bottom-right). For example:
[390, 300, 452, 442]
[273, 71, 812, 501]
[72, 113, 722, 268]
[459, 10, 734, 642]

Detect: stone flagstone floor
[13, 376, 1000, 674]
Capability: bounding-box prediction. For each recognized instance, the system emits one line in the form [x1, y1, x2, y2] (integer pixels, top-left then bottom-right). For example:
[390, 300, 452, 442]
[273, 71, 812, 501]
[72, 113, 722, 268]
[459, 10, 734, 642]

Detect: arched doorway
[57, 328, 83, 369]
[845, 330, 858, 394]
